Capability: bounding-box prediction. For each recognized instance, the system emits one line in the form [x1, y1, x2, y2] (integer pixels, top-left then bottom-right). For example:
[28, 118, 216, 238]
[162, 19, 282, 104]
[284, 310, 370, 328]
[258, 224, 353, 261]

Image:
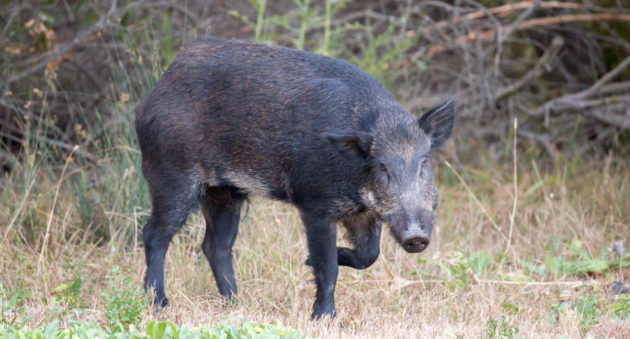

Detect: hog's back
[135, 38, 399, 201]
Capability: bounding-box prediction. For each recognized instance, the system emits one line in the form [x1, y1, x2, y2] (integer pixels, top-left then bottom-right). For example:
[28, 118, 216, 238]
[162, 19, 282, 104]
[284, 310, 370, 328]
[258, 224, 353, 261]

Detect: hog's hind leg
[143, 177, 199, 309]
[200, 187, 244, 301]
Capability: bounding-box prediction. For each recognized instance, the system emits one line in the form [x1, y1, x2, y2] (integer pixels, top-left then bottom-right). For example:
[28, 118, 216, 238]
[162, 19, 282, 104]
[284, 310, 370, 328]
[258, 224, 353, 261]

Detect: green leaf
[501, 303, 520, 313]
[519, 260, 547, 276]
[43, 320, 59, 335]
[146, 321, 167, 339]
[612, 293, 630, 316]
[73, 0, 87, 17]
[467, 251, 491, 277]
[524, 176, 558, 197]
[85, 8, 97, 26]
[121, 11, 131, 27]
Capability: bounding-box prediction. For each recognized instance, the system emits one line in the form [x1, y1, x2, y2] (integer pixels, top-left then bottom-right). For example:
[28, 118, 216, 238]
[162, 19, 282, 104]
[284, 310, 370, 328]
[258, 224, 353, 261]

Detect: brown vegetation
[1, 0, 629, 337]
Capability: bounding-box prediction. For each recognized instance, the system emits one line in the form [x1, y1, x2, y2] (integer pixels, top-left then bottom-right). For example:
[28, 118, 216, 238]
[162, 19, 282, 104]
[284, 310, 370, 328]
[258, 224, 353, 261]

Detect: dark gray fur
[135, 38, 455, 319]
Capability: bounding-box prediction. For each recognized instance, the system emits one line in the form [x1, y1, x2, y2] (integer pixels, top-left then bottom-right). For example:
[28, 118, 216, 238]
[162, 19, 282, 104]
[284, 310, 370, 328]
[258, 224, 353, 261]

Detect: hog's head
[328, 98, 455, 253]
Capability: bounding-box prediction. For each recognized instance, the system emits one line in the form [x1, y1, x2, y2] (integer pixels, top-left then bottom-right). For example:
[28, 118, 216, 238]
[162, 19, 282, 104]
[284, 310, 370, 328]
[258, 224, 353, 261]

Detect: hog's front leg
[305, 213, 382, 270]
[337, 216, 382, 269]
[301, 211, 338, 319]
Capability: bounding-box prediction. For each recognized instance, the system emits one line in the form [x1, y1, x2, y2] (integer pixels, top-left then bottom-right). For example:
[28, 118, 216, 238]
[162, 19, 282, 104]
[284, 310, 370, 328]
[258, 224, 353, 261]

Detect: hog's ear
[418, 98, 455, 149]
[325, 132, 374, 162]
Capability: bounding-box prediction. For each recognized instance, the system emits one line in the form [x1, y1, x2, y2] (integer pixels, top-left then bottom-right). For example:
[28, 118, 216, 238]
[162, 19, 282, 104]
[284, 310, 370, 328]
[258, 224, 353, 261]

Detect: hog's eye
[420, 160, 428, 168]
[379, 163, 387, 172]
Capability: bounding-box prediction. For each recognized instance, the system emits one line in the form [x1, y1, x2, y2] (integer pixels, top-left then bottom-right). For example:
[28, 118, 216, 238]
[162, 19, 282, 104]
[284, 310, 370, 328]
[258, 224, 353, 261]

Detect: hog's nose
[402, 237, 430, 253]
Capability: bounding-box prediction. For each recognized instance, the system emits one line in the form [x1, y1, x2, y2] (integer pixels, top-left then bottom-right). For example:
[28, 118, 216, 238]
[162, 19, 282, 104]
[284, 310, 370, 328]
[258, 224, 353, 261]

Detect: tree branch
[2, 0, 118, 87]
[425, 1, 614, 33]
[493, 36, 563, 102]
[530, 55, 630, 117]
[426, 13, 630, 56]
[584, 105, 630, 130]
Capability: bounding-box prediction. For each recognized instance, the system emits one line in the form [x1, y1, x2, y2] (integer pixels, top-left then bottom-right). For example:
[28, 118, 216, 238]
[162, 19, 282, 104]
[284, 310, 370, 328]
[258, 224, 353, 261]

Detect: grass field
[2, 1, 630, 337]
[1, 132, 629, 337]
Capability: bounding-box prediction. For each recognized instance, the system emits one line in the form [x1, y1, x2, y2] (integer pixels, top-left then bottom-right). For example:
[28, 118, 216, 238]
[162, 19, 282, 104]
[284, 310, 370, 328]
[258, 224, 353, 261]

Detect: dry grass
[2, 1, 630, 337]
[1, 153, 629, 338]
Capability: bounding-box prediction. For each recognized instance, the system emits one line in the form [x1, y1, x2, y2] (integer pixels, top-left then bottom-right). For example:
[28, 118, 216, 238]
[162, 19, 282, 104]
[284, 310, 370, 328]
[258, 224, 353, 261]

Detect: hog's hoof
[153, 297, 168, 313]
[221, 295, 238, 307]
[311, 307, 337, 320]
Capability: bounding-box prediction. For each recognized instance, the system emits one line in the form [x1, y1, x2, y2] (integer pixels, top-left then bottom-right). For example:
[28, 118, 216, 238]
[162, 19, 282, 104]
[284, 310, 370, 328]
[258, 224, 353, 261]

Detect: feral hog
[135, 38, 455, 319]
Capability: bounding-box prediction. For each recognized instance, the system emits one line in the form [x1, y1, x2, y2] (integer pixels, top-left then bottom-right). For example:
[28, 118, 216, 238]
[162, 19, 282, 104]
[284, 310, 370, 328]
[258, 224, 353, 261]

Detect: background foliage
[0, 0, 629, 337]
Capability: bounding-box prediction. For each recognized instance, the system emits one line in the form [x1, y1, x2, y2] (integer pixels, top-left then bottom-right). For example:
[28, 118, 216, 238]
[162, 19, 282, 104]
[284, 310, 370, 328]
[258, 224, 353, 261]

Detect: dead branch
[530, 55, 630, 117]
[2, 0, 118, 87]
[0, 98, 73, 142]
[497, 0, 540, 45]
[563, 96, 630, 109]
[0, 130, 97, 163]
[493, 36, 563, 102]
[599, 82, 630, 95]
[555, 56, 630, 105]
[491, 0, 540, 75]
[425, 1, 612, 33]
[584, 105, 630, 130]
[426, 13, 630, 56]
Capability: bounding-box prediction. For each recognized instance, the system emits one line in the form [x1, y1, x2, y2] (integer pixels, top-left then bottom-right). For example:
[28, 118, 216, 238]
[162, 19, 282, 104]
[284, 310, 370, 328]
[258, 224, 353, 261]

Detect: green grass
[0, 320, 305, 339]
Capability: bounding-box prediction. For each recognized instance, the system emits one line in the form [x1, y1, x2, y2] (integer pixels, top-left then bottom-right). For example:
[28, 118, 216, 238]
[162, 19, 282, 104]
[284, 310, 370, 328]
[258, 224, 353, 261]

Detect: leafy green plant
[430, 250, 493, 287]
[0, 281, 30, 327]
[574, 293, 601, 336]
[50, 250, 87, 307]
[101, 266, 148, 330]
[0, 319, 306, 338]
[247, 0, 268, 42]
[486, 316, 519, 339]
[468, 250, 492, 278]
[548, 291, 601, 336]
[548, 301, 569, 325]
[292, 0, 314, 50]
[611, 293, 630, 319]
[519, 239, 628, 279]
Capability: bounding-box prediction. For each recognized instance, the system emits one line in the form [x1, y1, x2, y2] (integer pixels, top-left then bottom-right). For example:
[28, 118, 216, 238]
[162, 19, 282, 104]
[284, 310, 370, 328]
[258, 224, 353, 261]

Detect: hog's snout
[402, 236, 430, 253]
[386, 208, 434, 253]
